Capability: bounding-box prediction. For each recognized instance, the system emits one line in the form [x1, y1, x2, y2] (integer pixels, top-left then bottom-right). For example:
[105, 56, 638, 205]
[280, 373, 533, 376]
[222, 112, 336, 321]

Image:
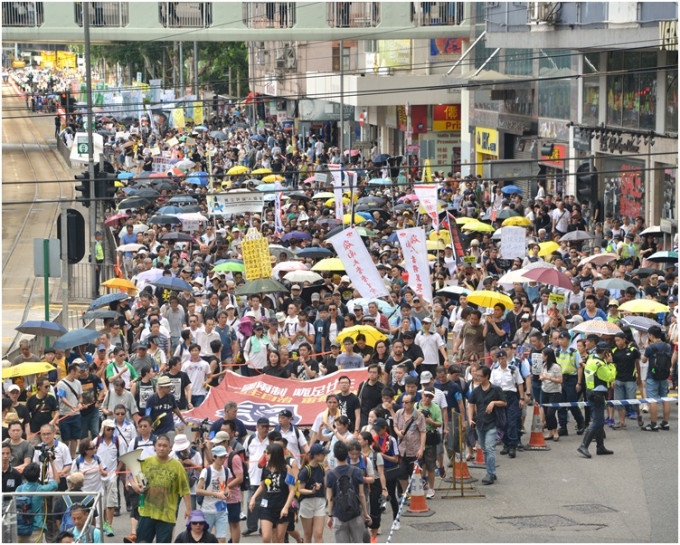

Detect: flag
[446, 211, 466, 267]
[414, 184, 439, 232]
[397, 227, 433, 303]
[275, 192, 284, 237]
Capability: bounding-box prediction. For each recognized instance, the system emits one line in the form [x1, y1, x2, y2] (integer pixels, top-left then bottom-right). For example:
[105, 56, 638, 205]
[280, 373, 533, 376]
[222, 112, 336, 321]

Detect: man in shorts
[414, 387, 442, 499]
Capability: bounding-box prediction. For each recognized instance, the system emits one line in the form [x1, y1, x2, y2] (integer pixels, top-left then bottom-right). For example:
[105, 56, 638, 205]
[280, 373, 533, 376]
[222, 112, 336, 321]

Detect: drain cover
[563, 504, 617, 514]
[409, 521, 462, 532]
[495, 515, 578, 529]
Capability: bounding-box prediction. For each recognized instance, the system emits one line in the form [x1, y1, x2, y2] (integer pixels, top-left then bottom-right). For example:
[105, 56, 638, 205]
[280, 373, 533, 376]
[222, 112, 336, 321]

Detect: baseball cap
[520, 313, 531, 321]
[311, 293, 320, 301]
[422, 317, 433, 323]
[276, 312, 286, 322]
[211, 445, 227, 457]
[341, 275, 350, 283]
[608, 299, 619, 307]
[291, 284, 301, 290]
[420, 371, 433, 384]
[6, 384, 20, 393]
[496, 349, 507, 357]
[279, 409, 293, 418]
[330, 340, 341, 348]
[596, 341, 610, 351]
[372, 417, 388, 430]
[568, 315, 584, 325]
[212, 431, 231, 444]
[500, 341, 513, 348]
[558, 331, 571, 339]
[309, 444, 330, 456]
[253, 323, 264, 330]
[421, 387, 435, 397]
[97, 344, 107, 351]
[257, 417, 271, 427]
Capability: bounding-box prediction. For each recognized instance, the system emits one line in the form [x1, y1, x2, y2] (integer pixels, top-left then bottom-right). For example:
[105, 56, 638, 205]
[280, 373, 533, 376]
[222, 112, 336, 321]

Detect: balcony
[327, 2, 380, 28]
[412, 2, 464, 26]
[74, 3, 129, 27]
[2, 2, 43, 27]
[158, 2, 212, 28]
[243, 2, 296, 29]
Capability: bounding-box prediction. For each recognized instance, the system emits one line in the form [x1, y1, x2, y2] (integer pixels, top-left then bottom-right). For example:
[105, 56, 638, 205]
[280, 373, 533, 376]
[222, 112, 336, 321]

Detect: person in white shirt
[242, 418, 270, 536]
[276, 409, 309, 458]
[196, 317, 222, 356]
[187, 313, 206, 343]
[95, 420, 123, 536]
[243, 323, 271, 376]
[181, 344, 212, 406]
[549, 200, 571, 235]
[415, 317, 447, 376]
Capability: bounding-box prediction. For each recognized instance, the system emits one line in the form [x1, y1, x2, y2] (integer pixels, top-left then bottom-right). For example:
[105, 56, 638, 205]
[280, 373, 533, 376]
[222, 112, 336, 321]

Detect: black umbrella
[161, 232, 194, 242]
[288, 192, 312, 201]
[392, 203, 414, 212]
[373, 153, 390, 163]
[117, 197, 151, 209]
[496, 209, 520, 220]
[135, 189, 160, 199]
[356, 207, 390, 220]
[82, 309, 123, 320]
[357, 196, 386, 206]
[631, 267, 659, 278]
[326, 225, 346, 238]
[317, 218, 342, 228]
[300, 282, 326, 305]
[559, 230, 595, 242]
[153, 181, 178, 191]
[149, 215, 182, 225]
[181, 205, 203, 213]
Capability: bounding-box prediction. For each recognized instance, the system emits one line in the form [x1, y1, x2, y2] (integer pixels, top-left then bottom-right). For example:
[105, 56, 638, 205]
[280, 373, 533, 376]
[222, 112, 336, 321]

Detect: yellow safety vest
[556, 347, 578, 375]
[95, 241, 104, 262]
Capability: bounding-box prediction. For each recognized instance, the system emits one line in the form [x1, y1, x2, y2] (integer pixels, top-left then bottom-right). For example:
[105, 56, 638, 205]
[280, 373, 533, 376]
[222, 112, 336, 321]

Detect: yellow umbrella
[326, 197, 351, 207]
[114, 180, 125, 188]
[312, 192, 335, 200]
[227, 165, 250, 176]
[101, 278, 137, 292]
[262, 174, 284, 183]
[311, 258, 346, 272]
[343, 214, 366, 225]
[456, 217, 476, 225]
[2, 361, 56, 379]
[618, 300, 670, 314]
[467, 290, 514, 310]
[335, 325, 386, 348]
[426, 239, 446, 251]
[251, 168, 272, 175]
[461, 221, 495, 233]
[538, 241, 560, 257]
[429, 230, 452, 245]
[502, 216, 532, 227]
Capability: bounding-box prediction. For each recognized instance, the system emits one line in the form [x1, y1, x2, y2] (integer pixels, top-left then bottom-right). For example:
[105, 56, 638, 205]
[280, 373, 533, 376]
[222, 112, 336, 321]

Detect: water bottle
[139, 493, 145, 509]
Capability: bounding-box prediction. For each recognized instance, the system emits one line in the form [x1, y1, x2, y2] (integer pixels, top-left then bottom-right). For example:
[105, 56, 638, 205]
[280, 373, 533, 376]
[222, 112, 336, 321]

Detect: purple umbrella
[281, 231, 312, 241]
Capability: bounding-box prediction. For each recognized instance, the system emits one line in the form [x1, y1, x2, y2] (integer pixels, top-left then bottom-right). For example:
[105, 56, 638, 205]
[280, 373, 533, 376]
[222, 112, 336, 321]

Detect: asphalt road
[109, 406, 677, 543]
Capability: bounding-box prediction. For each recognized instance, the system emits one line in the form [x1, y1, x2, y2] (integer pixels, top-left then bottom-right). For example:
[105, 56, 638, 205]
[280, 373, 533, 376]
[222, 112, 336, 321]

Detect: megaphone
[119, 448, 148, 489]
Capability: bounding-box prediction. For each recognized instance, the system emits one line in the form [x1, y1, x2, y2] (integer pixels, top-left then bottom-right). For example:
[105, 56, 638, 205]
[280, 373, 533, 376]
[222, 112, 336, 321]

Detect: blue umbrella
[373, 153, 390, 163]
[151, 277, 193, 292]
[16, 320, 68, 337]
[121, 187, 136, 195]
[250, 134, 265, 141]
[349, 298, 397, 316]
[157, 205, 185, 215]
[368, 178, 392, 186]
[296, 247, 333, 259]
[117, 172, 135, 180]
[209, 131, 227, 140]
[264, 192, 278, 202]
[500, 185, 523, 195]
[194, 171, 209, 178]
[169, 196, 197, 204]
[256, 183, 277, 192]
[53, 328, 101, 350]
[88, 292, 130, 311]
[186, 176, 208, 186]
[194, 125, 208, 132]
[214, 259, 244, 265]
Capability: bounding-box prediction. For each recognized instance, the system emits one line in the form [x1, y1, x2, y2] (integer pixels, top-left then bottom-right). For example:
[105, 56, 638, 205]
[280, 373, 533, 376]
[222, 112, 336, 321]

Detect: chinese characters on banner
[413, 184, 440, 231]
[242, 228, 272, 280]
[274, 192, 284, 237]
[397, 228, 433, 303]
[328, 228, 389, 300]
[329, 164, 344, 221]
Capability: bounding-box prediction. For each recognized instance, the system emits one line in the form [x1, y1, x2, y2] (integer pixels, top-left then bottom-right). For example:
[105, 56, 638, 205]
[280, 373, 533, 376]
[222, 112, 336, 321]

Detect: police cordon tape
[385, 461, 419, 545]
[540, 397, 678, 408]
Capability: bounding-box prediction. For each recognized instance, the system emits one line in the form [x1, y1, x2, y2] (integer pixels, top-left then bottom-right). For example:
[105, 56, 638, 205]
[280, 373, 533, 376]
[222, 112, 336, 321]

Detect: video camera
[191, 418, 211, 450]
[37, 444, 56, 463]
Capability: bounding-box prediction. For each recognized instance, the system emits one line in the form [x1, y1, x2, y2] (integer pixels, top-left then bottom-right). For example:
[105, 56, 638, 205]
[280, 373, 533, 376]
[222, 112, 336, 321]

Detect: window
[665, 52, 678, 134]
[606, 51, 657, 130]
[538, 49, 571, 119]
[3, 2, 43, 26]
[505, 49, 533, 76]
[582, 52, 600, 125]
[364, 40, 377, 53]
[75, 2, 129, 27]
[474, 40, 500, 72]
[332, 46, 351, 71]
[158, 2, 211, 28]
[327, 2, 379, 28]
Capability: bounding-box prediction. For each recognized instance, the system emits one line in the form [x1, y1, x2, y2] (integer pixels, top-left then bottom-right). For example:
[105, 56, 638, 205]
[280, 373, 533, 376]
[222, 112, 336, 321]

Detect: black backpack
[331, 467, 362, 522]
[650, 345, 672, 381]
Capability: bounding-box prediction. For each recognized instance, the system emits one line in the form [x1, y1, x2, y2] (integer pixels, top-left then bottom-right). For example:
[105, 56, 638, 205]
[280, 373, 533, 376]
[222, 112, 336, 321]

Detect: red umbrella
[522, 267, 575, 291]
[166, 167, 185, 177]
[150, 172, 170, 179]
[104, 212, 129, 227]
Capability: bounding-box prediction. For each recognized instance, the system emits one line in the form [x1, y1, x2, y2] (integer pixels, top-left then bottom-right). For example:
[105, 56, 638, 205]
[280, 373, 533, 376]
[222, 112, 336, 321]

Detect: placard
[500, 226, 526, 259]
[242, 228, 272, 280]
[208, 190, 264, 216]
[463, 255, 477, 264]
[548, 293, 565, 303]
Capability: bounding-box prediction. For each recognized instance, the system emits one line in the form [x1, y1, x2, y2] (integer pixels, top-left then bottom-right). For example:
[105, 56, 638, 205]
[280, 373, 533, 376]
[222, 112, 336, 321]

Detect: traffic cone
[403, 464, 435, 517]
[452, 456, 476, 482]
[468, 447, 486, 468]
[526, 402, 551, 451]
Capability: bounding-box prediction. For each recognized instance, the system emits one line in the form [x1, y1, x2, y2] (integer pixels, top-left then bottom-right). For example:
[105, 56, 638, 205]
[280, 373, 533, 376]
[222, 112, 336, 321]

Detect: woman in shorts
[249, 443, 296, 543]
[297, 444, 328, 543]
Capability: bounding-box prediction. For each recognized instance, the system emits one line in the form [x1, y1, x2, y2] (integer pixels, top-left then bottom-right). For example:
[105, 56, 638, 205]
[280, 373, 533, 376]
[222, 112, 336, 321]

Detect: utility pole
[193, 41, 199, 97]
[60, 200, 69, 328]
[339, 39, 344, 159]
[172, 42, 177, 93]
[228, 66, 233, 98]
[83, 2, 97, 298]
[179, 41, 184, 95]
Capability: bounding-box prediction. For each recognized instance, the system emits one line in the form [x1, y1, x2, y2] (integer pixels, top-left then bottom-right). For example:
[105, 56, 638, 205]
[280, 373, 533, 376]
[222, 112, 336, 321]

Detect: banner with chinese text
[397, 228, 433, 302]
[413, 184, 439, 231]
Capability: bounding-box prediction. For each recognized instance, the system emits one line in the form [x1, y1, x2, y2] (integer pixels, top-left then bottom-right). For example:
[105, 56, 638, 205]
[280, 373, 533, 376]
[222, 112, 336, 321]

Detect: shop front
[538, 143, 567, 197]
[474, 126, 499, 176]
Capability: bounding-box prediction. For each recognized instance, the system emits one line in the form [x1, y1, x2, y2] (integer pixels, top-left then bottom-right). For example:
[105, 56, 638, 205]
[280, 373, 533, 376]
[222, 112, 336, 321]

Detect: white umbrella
[640, 225, 664, 236]
[116, 243, 147, 252]
[436, 286, 471, 297]
[498, 269, 532, 285]
[570, 320, 622, 336]
[177, 212, 209, 222]
[175, 159, 195, 171]
[521, 260, 556, 271]
[283, 270, 323, 283]
[269, 245, 296, 259]
[133, 268, 166, 292]
[132, 223, 149, 235]
[273, 261, 309, 276]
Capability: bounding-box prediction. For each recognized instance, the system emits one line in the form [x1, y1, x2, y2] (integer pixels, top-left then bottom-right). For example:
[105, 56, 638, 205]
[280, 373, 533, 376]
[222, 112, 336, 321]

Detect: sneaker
[123, 535, 136, 543]
[104, 522, 115, 537]
[641, 403, 649, 413]
[557, 427, 568, 436]
[659, 421, 670, 430]
[392, 520, 400, 531]
[481, 474, 495, 485]
[516, 443, 525, 451]
[499, 446, 510, 455]
[240, 511, 247, 521]
[426, 489, 435, 499]
[642, 423, 659, 432]
[114, 507, 121, 517]
[242, 529, 258, 537]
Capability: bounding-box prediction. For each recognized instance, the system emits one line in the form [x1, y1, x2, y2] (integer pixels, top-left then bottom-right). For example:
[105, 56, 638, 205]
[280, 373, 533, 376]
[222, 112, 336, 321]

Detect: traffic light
[75, 170, 91, 208]
[56, 208, 86, 264]
[576, 161, 598, 204]
[95, 173, 118, 207]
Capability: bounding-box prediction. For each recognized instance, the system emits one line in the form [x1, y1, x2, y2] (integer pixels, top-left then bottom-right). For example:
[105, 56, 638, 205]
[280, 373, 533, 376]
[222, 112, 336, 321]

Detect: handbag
[425, 430, 441, 446]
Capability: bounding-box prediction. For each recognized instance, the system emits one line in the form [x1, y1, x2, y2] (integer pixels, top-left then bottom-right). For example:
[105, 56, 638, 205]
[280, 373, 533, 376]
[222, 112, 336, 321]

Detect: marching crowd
[3, 68, 679, 544]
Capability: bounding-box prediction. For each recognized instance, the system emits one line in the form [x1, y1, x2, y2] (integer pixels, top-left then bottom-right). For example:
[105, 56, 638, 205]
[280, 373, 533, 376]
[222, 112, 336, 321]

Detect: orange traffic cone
[468, 447, 486, 468]
[402, 463, 435, 517]
[452, 456, 476, 482]
[526, 402, 551, 451]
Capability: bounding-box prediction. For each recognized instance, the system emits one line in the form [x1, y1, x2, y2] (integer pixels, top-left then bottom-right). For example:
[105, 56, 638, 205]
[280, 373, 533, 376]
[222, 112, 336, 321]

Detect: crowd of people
[2, 68, 679, 543]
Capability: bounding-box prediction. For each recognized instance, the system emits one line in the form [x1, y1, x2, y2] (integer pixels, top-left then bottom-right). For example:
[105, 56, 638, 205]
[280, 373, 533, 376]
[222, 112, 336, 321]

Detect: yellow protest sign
[194, 101, 204, 125]
[242, 228, 272, 280]
[548, 293, 565, 304]
[151, 146, 161, 156]
[172, 107, 185, 130]
[166, 137, 179, 147]
[463, 255, 477, 264]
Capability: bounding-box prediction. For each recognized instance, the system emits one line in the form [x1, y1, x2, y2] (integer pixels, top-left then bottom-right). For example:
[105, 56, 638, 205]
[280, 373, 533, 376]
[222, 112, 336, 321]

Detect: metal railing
[3, 491, 104, 544]
[412, 2, 464, 26]
[74, 2, 129, 27]
[158, 2, 212, 28]
[326, 2, 380, 28]
[243, 2, 297, 29]
[2, 1, 44, 26]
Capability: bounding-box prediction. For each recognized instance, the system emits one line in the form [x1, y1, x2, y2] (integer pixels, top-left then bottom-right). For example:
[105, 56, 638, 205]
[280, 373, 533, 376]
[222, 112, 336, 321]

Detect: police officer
[94, 230, 104, 292]
[556, 331, 586, 436]
[577, 342, 616, 458]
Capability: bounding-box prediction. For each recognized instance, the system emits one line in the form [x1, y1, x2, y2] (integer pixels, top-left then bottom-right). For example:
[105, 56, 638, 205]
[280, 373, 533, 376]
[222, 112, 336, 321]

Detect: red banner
[184, 369, 369, 429]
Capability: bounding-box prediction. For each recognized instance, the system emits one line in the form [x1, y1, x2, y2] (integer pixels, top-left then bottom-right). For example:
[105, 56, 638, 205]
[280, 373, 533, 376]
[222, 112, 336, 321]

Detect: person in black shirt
[173, 510, 219, 543]
[145, 375, 188, 443]
[162, 357, 192, 410]
[384, 340, 414, 379]
[76, 362, 105, 441]
[2, 444, 22, 495]
[403, 332, 424, 371]
[336, 375, 361, 432]
[319, 342, 340, 375]
[263, 351, 292, 378]
[611, 332, 642, 429]
[357, 364, 384, 428]
[26, 377, 58, 435]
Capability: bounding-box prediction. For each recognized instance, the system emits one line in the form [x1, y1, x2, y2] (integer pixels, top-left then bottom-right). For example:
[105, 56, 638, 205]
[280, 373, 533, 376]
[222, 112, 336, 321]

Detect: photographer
[16, 461, 59, 543]
[414, 387, 442, 499]
[170, 434, 203, 511]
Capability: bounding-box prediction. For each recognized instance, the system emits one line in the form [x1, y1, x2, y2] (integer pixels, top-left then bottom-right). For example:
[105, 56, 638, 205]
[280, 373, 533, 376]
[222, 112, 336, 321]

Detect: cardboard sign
[463, 255, 477, 264]
[549, 293, 565, 303]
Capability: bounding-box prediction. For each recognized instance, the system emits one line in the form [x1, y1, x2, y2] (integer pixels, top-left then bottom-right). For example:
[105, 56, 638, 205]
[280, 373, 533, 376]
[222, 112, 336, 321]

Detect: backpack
[650, 345, 672, 381]
[74, 453, 103, 472]
[59, 495, 96, 533]
[331, 466, 362, 522]
[95, 435, 120, 457]
[228, 450, 249, 491]
[196, 465, 227, 507]
[296, 464, 324, 500]
[274, 424, 304, 450]
[16, 485, 36, 536]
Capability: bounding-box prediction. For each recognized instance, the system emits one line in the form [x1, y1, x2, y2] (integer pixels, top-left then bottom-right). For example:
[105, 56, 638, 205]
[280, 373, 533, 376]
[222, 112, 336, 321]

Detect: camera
[420, 408, 431, 418]
[37, 444, 56, 463]
[191, 418, 211, 435]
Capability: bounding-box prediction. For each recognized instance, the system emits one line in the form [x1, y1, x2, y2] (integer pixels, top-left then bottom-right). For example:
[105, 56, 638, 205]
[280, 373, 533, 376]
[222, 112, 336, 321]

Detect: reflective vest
[619, 242, 633, 258]
[584, 354, 617, 390]
[556, 347, 578, 375]
[95, 241, 104, 262]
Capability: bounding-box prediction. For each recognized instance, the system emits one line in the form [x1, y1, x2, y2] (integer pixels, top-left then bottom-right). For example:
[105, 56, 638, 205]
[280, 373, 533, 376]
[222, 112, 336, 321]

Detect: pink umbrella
[522, 267, 575, 291]
[104, 212, 129, 227]
[303, 176, 316, 184]
[343, 149, 360, 157]
[272, 261, 309, 276]
[398, 194, 418, 202]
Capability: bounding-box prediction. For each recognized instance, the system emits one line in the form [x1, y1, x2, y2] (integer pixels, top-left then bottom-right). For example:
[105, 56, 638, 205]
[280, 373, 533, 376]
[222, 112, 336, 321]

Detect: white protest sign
[500, 226, 526, 260]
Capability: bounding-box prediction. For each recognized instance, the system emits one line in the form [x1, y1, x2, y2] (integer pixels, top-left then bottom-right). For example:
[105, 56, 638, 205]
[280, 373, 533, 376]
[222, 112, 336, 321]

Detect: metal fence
[243, 2, 297, 29]
[412, 2, 464, 26]
[158, 2, 212, 28]
[3, 491, 104, 544]
[74, 2, 129, 27]
[326, 2, 380, 28]
[2, 1, 44, 26]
